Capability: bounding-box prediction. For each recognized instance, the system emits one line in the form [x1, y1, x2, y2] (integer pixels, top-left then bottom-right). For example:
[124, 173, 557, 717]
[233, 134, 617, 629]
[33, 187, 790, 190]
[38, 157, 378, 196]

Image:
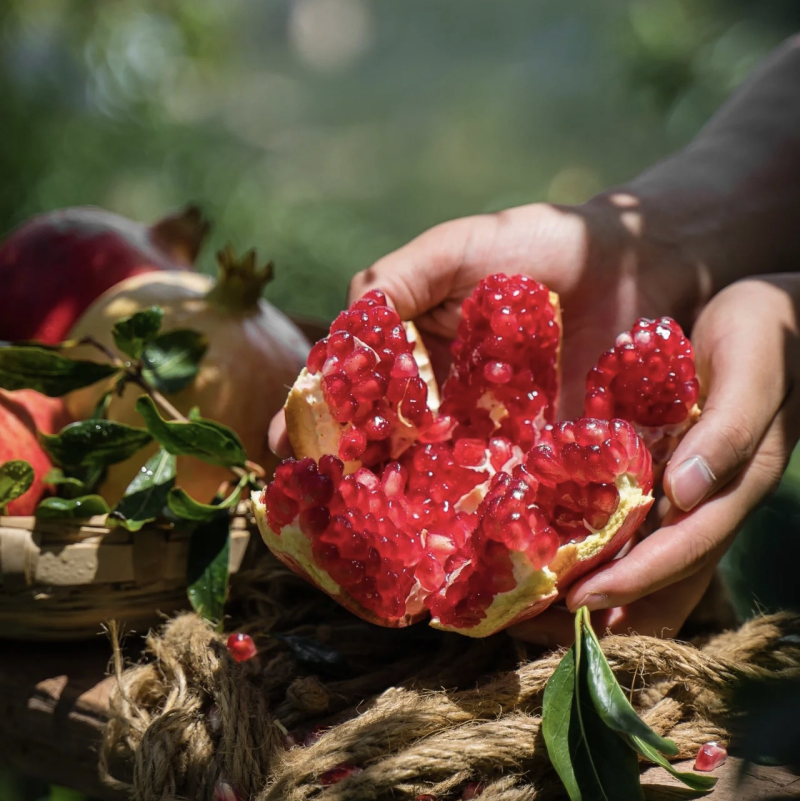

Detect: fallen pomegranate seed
[303, 725, 331, 747]
[462, 781, 485, 799]
[226, 632, 257, 662]
[213, 780, 242, 801]
[415, 795, 438, 801]
[694, 741, 727, 771]
[320, 763, 363, 785]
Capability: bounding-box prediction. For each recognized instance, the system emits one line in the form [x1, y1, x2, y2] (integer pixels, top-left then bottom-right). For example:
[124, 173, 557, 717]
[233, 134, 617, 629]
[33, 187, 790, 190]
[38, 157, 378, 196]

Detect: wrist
[578, 188, 708, 330]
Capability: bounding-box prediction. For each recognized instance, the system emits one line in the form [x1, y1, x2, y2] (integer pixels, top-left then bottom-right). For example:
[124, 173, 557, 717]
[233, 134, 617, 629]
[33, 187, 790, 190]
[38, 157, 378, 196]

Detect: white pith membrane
[285, 321, 439, 470]
[637, 403, 702, 468]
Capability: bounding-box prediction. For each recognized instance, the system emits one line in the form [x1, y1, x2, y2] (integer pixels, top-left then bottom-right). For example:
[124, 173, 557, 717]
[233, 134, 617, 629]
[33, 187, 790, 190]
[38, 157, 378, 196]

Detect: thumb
[664, 304, 786, 513]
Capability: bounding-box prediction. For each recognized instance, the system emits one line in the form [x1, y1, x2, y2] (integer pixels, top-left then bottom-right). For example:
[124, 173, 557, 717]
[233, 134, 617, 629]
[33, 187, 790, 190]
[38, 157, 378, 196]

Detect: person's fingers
[665, 280, 796, 513]
[565, 406, 793, 613]
[268, 409, 292, 459]
[348, 215, 499, 336]
[510, 562, 717, 648]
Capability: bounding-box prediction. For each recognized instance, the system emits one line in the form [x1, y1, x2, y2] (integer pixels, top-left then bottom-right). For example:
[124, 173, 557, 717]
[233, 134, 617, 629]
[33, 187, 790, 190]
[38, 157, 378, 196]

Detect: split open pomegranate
[253, 275, 700, 636]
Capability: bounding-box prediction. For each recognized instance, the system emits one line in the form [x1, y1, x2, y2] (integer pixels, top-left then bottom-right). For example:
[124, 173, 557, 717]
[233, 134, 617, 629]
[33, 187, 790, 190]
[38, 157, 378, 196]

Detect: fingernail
[570, 593, 607, 612]
[669, 456, 716, 512]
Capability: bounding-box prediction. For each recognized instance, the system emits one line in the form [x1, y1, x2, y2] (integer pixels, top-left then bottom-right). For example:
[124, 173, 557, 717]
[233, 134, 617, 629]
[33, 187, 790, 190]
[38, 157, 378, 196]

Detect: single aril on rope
[694, 741, 727, 772]
[320, 763, 363, 785]
[585, 316, 701, 470]
[226, 632, 257, 662]
[253, 275, 700, 636]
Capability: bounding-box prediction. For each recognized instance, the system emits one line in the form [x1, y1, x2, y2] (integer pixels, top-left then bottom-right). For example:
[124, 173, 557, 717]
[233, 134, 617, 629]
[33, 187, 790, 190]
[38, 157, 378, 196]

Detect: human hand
[512, 276, 800, 645]
[269, 198, 701, 455]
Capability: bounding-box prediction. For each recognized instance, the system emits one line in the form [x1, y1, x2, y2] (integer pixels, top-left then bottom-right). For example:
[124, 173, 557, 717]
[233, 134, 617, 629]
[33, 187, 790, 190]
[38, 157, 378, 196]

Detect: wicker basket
[0, 510, 252, 641]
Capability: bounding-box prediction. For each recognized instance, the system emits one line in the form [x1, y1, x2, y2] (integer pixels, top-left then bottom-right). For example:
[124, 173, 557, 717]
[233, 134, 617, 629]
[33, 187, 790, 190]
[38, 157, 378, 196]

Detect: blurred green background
[2, 0, 799, 797]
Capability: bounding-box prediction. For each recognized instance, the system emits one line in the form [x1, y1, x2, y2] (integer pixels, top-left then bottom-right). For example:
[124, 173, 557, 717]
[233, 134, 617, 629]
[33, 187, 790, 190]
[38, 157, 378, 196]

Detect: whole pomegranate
[65, 249, 310, 503]
[253, 275, 701, 636]
[0, 205, 209, 344]
[0, 389, 71, 515]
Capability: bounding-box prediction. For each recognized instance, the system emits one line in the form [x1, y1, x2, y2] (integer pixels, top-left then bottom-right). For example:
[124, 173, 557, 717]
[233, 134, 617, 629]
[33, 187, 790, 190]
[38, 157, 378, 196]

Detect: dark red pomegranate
[0, 205, 209, 344]
[252, 274, 687, 637]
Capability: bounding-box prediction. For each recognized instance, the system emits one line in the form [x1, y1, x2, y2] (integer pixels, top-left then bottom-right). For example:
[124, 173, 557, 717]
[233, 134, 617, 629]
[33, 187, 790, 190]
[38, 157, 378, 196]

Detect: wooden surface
[0, 640, 797, 801]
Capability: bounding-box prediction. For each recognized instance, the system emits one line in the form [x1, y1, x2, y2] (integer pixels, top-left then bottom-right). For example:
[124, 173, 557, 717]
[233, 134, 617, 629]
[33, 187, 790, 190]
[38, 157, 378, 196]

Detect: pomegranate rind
[429, 474, 653, 637]
[251, 490, 425, 627]
[285, 321, 439, 470]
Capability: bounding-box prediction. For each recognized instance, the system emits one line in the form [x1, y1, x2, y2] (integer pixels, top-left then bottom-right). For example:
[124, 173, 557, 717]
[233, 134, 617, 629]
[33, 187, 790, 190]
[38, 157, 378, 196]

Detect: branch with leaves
[0, 305, 265, 626]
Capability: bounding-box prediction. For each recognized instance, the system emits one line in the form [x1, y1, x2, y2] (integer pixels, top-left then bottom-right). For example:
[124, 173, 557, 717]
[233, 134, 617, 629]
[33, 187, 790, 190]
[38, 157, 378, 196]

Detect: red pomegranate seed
[391, 351, 418, 378]
[213, 780, 241, 801]
[415, 796, 438, 801]
[320, 763, 363, 785]
[483, 360, 513, 384]
[454, 438, 487, 466]
[226, 632, 257, 662]
[307, 339, 328, 373]
[339, 427, 368, 461]
[694, 741, 727, 771]
[284, 730, 304, 749]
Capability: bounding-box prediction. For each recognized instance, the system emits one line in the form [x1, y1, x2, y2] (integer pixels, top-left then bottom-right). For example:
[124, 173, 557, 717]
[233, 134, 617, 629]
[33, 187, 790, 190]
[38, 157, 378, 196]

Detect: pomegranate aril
[319, 454, 344, 484]
[694, 741, 727, 771]
[483, 360, 513, 384]
[382, 462, 408, 497]
[344, 347, 377, 378]
[391, 352, 418, 378]
[526, 526, 559, 569]
[365, 414, 391, 439]
[462, 781, 485, 799]
[299, 506, 331, 536]
[226, 632, 257, 662]
[307, 339, 328, 373]
[454, 438, 486, 466]
[339, 428, 368, 461]
[320, 763, 363, 785]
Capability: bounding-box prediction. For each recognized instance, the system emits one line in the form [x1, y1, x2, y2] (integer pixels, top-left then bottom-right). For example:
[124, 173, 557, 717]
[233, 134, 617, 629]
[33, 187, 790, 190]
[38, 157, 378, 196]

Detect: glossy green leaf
[543, 615, 645, 801]
[167, 474, 248, 522]
[111, 306, 164, 359]
[0, 460, 34, 510]
[135, 395, 247, 468]
[579, 607, 678, 757]
[43, 466, 88, 496]
[35, 494, 110, 519]
[141, 329, 208, 394]
[0, 346, 119, 396]
[90, 391, 113, 420]
[628, 736, 717, 792]
[108, 449, 177, 532]
[186, 514, 230, 629]
[40, 420, 153, 467]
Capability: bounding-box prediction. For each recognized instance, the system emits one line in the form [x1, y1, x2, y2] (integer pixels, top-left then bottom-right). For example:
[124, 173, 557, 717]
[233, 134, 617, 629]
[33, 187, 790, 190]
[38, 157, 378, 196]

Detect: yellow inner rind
[430, 475, 648, 638]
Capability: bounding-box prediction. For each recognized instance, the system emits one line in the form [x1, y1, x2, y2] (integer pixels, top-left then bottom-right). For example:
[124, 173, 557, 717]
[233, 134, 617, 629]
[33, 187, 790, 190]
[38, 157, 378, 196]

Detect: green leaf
[167, 475, 248, 522]
[43, 467, 88, 492]
[628, 736, 717, 792]
[40, 420, 153, 468]
[135, 395, 247, 468]
[141, 329, 208, 394]
[111, 306, 163, 359]
[35, 494, 110, 519]
[186, 514, 230, 629]
[108, 449, 177, 532]
[579, 607, 679, 757]
[0, 346, 119, 396]
[543, 615, 645, 801]
[90, 391, 113, 420]
[0, 460, 34, 510]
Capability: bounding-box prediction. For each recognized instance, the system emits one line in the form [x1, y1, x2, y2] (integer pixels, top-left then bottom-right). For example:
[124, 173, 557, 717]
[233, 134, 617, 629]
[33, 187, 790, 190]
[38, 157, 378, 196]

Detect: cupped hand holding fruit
[268, 198, 800, 642]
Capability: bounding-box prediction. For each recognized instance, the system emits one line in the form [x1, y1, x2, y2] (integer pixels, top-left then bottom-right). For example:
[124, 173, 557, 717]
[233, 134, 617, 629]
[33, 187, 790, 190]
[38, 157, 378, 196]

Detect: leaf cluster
[0, 306, 257, 625]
